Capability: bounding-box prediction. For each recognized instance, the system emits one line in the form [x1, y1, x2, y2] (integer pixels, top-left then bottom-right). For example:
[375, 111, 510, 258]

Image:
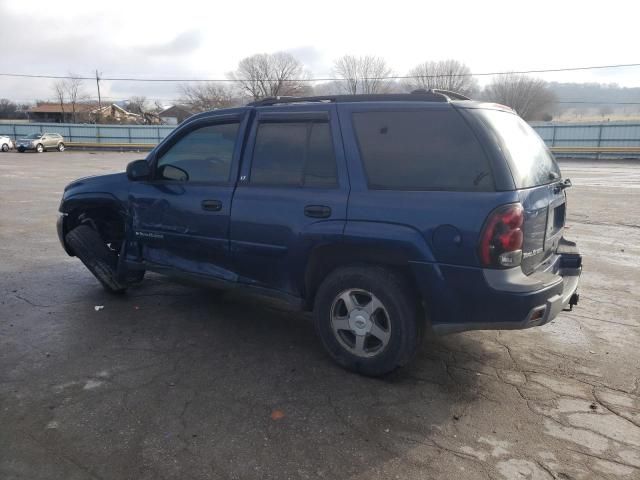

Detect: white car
[0, 135, 14, 152]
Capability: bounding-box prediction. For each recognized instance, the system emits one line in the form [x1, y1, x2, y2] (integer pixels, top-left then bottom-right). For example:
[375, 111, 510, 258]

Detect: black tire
[36, 143, 44, 153]
[126, 269, 146, 284]
[313, 265, 424, 376]
[1, 143, 8, 152]
[65, 225, 127, 293]
[57, 143, 65, 152]
[17, 147, 24, 153]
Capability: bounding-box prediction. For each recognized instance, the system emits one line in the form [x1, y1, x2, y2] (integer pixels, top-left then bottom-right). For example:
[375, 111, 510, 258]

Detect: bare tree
[52, 81, 66, 122]
[312, 80, 344, 96]
[359, 56, 394, 94]
[598, 104, 614, 119]
[179, 83, 237, 112]
[403, 60, 478, 97]
[333, 55, 360, 94]
[0, 98, 18, 117]
[333, 55, 393, 94]
[152, 100, 166, 113]
[230, 52, 310, 100]
[482, 74, 557, 120]
[126, 96, 149, 115]
[65, 74, 85, 123]
[50, 75, 89, 123]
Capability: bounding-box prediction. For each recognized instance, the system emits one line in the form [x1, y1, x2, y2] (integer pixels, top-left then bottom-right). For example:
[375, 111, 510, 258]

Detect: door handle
[304, 205, 331, 218]
[201, 199, 222, 211]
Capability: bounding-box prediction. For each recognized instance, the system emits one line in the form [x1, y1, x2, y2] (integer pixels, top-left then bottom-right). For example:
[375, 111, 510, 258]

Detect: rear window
[476, 109, 560, 188]
[352, 109, 493, 191]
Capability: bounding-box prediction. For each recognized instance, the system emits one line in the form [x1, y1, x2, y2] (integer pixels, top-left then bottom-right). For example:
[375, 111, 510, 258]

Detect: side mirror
[158, 164, 189, 182]
[126, 159, 151, 181]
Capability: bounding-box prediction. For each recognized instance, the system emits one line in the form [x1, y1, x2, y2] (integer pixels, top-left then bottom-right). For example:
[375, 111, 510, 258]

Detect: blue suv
[57, 91, 581, 376]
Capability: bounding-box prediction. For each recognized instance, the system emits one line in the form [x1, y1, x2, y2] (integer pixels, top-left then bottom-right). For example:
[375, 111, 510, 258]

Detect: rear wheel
[314, 265, 424, 376]
[17, 147, 25, 153]
[57, 142, 65, 152]
[36, 143, 44, 153]
[65, 225, 127, 293]
[1, 143, 8, 152]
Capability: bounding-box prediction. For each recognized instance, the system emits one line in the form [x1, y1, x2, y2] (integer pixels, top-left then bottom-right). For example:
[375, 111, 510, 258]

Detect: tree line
[0, 53, 558, 122]
[181, 53, 556, 121]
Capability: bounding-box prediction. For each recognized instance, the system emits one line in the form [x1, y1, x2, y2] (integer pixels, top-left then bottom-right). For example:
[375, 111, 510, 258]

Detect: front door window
[156, 123, 240, 184]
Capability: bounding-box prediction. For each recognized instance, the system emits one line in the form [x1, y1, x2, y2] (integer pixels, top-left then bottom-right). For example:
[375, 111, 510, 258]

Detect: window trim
[150, 115, 243, 186]
[351, 109, 496, 192]
[247, 115, 339, 189]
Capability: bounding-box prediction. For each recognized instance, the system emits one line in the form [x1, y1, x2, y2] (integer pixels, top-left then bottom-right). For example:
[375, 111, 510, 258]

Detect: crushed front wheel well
[64, 206, 126, 253]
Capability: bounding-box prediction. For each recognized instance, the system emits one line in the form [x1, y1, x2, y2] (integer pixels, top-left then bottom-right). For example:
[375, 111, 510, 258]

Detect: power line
[1, 62, 640, 83]
[9, 96, 640, 106]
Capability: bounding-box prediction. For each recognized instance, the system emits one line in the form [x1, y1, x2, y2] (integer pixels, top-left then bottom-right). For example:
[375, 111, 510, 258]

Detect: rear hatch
[475, 108, 566, 275]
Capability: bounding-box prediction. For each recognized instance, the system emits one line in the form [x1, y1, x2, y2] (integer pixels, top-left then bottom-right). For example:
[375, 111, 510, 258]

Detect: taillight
[479, 203, 524, 268]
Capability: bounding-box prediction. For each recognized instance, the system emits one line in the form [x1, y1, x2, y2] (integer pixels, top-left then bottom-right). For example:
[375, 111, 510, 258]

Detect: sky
[1, 0, 640, 105]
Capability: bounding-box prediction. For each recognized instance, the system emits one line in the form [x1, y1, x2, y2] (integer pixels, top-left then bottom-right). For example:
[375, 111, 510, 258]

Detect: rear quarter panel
[337, 102, 518, 267]
[337, 102, 520, 327]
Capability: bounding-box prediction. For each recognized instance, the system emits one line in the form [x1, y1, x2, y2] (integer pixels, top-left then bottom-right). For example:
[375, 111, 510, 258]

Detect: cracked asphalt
[1, 151, 639, 480]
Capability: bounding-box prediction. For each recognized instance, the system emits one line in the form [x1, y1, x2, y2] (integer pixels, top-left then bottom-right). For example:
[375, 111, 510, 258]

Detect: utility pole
[95, 69, 102, 124]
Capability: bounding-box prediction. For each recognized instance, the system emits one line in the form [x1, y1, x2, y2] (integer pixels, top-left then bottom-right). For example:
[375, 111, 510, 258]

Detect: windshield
[25, 133, 42, 139]
[476, 109, 561, 188]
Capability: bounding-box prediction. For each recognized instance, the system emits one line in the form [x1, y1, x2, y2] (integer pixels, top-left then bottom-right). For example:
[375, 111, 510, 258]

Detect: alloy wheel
[330, 288, 391, 358]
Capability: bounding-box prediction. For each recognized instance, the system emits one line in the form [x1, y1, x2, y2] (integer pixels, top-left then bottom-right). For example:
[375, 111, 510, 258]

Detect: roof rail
[410, 88, 471, 101]
[430, 89, 471, 101]
[247, 92, 452, 107]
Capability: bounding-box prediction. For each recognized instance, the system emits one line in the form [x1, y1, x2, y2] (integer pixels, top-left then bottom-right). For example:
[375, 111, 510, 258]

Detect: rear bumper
[413, 237, 582, 335]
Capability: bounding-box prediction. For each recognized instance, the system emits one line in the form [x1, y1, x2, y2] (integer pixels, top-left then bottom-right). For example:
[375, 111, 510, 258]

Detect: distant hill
[548, 82, 640, 122]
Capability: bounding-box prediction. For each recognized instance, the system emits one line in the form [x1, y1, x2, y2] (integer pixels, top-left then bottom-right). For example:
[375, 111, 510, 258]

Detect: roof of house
[159, 105, 193, 117]
[98, 104, 140, 117]
[29, 103, 95, 114]
[29, 103, 139, 117]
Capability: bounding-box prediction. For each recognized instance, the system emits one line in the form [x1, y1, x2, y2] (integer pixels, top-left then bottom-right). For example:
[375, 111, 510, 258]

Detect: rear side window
[352, 109, 493, 191]
[305, 122, 339, 187]
[475, 109, 561, 188]
[250, 121, 338, 187]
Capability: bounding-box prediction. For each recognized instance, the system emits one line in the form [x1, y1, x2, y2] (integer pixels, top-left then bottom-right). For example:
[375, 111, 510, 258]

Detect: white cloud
[1, 0, 640, 103]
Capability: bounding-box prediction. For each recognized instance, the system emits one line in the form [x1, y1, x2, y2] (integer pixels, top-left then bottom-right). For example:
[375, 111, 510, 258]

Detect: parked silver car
[0, 135, 14, 152]
[16, 132, 65, 153]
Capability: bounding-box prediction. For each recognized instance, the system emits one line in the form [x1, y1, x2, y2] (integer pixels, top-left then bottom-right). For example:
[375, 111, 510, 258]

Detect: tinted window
[157, 123, 239, 183]
[304, 123, 338, 187]
[353, 110, 493, 191]
[476, 109, 561, 188]
[251, 121, 338, 187]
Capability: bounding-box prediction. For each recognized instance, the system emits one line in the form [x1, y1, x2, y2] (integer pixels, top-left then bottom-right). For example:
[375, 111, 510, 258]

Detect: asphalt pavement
[1, 151, 639, 479]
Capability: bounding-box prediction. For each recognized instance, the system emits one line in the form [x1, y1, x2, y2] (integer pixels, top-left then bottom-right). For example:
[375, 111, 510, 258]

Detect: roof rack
[429, 89, 471, 100]
[247, 89, 471, 107]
